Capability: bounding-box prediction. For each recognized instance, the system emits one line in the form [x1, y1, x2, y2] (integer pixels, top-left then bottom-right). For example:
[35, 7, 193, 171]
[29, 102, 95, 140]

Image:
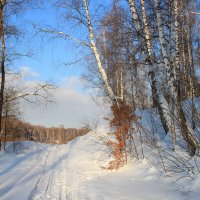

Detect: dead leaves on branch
[104, 101, 137, 170]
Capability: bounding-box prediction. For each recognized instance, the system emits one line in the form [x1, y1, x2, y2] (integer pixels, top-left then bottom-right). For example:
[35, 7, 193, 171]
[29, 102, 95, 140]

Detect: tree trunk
[83, 0, 118, 106]
[0, 1, 5, 151]
[128, 0, 170, 134]
[154, 0, 198, 155]
[140, 0, 153, 61]
[3, 109, 7, 150]
[120, 64, 124, 101]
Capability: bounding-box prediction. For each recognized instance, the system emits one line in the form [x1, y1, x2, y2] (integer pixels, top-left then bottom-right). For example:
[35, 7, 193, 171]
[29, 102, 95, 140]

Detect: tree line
[1, 117, 90, 151]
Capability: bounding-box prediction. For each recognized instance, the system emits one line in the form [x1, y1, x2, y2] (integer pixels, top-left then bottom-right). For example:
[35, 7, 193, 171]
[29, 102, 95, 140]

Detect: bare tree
[0, 0, 43, 150]
[0, 0, 6, 151]
[2, 86, 21, 150]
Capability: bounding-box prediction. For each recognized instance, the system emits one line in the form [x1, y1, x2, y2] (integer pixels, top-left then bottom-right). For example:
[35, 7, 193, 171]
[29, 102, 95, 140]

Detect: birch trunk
[119, 49, 124, 101]
[128, 0, 171, 134]
[140, 0, 153, 60]
[154, 0, 176, 96]
[171, 0, 181, 146]
[154, 0, 198, 156]
[120, 64, 123, 101]
[83, 0, 117, 106]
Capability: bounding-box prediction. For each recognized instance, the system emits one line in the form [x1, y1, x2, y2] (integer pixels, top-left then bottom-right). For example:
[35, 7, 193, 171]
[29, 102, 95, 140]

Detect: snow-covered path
[0, 133, 198, 200]
[29, 145, 69, 200]
[0, 142, 77, 200]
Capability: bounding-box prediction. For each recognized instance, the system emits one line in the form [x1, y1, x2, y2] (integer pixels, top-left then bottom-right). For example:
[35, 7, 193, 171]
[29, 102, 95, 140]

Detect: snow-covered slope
[0, 129, 199, 200]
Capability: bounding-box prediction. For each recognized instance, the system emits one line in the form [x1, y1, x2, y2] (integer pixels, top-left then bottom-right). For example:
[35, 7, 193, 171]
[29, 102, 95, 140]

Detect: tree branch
[191, 12, 200, 15]
[37, 26, 90, 47]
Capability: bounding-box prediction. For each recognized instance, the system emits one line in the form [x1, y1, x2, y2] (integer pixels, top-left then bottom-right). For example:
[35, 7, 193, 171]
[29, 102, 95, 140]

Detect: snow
[79, 160, 183, 200]
[0, 130, 200, 200]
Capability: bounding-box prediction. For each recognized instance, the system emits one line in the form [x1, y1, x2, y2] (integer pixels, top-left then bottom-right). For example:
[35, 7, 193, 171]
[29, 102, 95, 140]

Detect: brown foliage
[105, 101, 137, 170]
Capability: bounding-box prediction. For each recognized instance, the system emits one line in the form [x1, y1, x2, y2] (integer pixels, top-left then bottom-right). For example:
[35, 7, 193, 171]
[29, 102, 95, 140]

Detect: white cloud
[22, 76, 108, 128]
[19, 66, 39, 78]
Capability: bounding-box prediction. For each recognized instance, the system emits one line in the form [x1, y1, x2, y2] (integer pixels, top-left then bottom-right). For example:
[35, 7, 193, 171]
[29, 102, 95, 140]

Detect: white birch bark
[140, 0, 152, 59]
[154, 0, 176, 97]
[154, 0, 198, 155]
[128, 0, 172, 135]
[83, 0, 117, 105]
[174, 0, 181, 76]
[120, 64, 123, 101]
[173, 0, 181, 146]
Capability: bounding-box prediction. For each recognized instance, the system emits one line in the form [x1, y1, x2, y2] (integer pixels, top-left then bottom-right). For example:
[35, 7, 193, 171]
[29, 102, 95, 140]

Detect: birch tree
[83, 0, 118, 105]
[126, 0, 199, 155]
[127, 0, 171, 135]
[49, 0, 118, 105]
[153, 0, 198, 155]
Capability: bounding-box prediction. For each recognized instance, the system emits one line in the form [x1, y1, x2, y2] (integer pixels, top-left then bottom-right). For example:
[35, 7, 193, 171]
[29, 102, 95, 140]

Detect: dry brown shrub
[105, 101, 137, 170]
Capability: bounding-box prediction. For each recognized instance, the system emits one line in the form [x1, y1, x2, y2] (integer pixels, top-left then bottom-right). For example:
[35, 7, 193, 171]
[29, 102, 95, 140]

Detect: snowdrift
[0, 123, 200, 199]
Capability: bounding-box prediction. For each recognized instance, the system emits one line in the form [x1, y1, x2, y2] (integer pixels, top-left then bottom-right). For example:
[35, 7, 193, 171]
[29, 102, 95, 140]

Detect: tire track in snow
[29, 145, 57, 200]
[29, 138, 94, 200]
[29, 145, 69, 200]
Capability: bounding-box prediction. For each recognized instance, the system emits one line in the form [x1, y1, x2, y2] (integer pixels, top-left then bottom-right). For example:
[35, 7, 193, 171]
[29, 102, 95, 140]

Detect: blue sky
[12, 0, 113, 84]
[13, 2, 84, 84]
[8, 0, 112, 128]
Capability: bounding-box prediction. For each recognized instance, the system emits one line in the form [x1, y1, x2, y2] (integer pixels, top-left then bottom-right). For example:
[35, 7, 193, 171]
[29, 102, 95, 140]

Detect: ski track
[28, 139, 98, 200]
[0, 143, 75, 200]
[29, 145, 69, 200]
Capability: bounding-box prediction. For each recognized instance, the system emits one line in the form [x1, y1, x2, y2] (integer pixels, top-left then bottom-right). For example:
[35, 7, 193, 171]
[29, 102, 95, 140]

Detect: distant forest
[1, 117, 90, 148]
